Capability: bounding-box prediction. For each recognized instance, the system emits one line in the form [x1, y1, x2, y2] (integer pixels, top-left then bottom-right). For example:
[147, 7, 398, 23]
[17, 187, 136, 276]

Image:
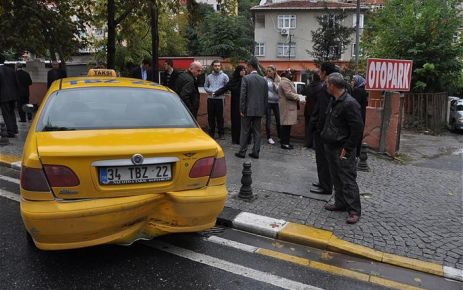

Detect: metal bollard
[357, 143, 370, 172]
[238, 162, 254, 200]
[0, 123, 10, 146]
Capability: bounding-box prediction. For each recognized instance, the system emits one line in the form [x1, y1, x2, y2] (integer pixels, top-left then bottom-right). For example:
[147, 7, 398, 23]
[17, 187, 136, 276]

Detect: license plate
[99, 164, 172, 185]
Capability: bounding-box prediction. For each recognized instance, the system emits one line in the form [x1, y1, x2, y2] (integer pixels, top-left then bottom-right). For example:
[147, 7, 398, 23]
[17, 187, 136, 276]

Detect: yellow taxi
[20, 69, 227, 250]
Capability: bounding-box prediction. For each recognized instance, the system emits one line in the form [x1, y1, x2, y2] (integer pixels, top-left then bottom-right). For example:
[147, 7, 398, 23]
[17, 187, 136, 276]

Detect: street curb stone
[217, 207, 463, 282]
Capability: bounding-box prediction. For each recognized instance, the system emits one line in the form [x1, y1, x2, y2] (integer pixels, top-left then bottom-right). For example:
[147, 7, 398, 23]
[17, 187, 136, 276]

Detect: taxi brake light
[21, 166, 51, 192]
[189, 157, 214, 178]
[211, 157, 226, 178]
[43, 165, 80, 187]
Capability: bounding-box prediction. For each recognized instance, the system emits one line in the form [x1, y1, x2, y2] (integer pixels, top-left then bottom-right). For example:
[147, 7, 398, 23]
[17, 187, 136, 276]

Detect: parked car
[447, 96, 463, 132]
[293, 81, 307, 95]
[20, 69, 227, 250]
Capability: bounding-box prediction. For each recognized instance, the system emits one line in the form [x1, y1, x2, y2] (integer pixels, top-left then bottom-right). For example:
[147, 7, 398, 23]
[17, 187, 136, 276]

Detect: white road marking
[233, 212, 287, 238]
[0, 188, 20, 202]
[207, 235, 258, 253]
[147, 241, 324, 290]
[0, 174, 20, 185]
[11, 161, 22, 170]
[444, 266, 463, 282]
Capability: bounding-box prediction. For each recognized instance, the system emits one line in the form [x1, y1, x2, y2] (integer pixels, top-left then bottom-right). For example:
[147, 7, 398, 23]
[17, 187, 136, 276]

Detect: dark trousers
[239, 116, 262, 156]
[207, 98, 224, 137]
[280, 125, 292, 145]
[314, 132, 332, 193]
[266, 103, 280, 139]
[230, 97, 241, 144]
[324, 144, 361, 215]
[1, 100, 18, 135]
[304, 115, 314, 148]
[17, 96, 32, 122]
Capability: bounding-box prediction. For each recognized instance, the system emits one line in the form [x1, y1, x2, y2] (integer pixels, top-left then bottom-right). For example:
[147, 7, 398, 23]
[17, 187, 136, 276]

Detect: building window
[351, 43, 363, 57]
[277, 15, 296, 29]
[255, 13, 265, 28]
[255, 43, 265, 57]
[277, 42, 295, 58]
[352, 14, 364, 28]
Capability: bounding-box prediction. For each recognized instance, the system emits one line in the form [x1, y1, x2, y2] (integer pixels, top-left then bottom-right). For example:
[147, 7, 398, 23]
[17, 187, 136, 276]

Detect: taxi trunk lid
[36, 128, 219, 199]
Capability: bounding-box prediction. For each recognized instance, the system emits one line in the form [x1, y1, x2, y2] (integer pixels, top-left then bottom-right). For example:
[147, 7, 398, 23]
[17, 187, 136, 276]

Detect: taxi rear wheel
[25, 231, 36, 247]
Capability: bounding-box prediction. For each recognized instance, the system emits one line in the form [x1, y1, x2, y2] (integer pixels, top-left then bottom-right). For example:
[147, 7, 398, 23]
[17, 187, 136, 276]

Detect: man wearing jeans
[204, 60, 229, 139]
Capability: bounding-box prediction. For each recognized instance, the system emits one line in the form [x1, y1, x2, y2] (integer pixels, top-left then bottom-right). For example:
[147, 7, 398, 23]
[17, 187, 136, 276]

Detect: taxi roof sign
[87, 69, 117, 77]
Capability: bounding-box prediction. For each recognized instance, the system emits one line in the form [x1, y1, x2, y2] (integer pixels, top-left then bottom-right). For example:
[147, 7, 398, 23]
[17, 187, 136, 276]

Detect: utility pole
[354, 0, 361, 74]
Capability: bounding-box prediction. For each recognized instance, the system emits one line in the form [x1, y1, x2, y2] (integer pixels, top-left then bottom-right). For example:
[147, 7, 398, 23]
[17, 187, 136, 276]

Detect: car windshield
[37, 87, 197, 131]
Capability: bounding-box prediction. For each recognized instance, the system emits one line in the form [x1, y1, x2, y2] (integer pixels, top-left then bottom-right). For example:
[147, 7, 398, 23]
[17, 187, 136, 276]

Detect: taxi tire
[25, 231, 36, 248]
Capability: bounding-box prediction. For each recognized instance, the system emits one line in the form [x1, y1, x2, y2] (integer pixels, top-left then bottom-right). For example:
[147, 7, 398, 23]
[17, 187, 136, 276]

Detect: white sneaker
[268, 138, 275, 145]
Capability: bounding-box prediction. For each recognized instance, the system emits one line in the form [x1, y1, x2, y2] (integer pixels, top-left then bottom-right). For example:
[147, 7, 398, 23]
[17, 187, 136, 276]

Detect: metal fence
[402, 92, 448, 135]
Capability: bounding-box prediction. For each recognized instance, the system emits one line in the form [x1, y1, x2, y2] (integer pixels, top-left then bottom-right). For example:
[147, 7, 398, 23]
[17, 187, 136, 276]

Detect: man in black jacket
[16, 64, 33, 122]
[47, 60, 67, 88]
[0, 54, 19, 137]
[321, 72, 364, 224]
[309, 62, 338, 195]
[161, 59, 179, 90]
[303, 71, 322, 148]
[174, 61, 202, 119]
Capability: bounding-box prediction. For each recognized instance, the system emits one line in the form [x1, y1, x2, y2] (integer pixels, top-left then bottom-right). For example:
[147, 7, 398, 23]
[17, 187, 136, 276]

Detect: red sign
[366, 58, 413, 91]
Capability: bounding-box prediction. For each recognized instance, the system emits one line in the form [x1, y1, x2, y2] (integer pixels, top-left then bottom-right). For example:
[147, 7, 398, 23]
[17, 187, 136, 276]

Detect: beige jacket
[278, 77, 300, 125]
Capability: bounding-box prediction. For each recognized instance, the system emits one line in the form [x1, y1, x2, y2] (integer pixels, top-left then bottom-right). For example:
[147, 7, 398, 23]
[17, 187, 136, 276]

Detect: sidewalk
[1, 121, 462, 273]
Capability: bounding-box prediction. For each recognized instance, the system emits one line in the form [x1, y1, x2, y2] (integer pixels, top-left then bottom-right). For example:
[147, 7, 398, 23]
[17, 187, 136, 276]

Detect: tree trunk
[150, 1, 159, 83]
[107, 0, 116, 69]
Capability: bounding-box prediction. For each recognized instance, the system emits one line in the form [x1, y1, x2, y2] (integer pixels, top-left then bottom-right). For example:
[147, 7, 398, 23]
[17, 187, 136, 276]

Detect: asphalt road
[0, 167, 460, 290]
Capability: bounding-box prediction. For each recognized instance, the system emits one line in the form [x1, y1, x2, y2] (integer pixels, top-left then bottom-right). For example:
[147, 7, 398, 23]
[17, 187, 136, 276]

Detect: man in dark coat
[321, 72, 364, 224]
[309, 62, 338, 195]
[16, 64, 33, 122]
[303, 70, 323, 148]
[161, 59, 179, 90]
[235, 58, 268, 159]
[47, 60, 67, 88]
[130, 58, 153, 81]
[174, 61, 202, 119]
[0, 54, 19, 137]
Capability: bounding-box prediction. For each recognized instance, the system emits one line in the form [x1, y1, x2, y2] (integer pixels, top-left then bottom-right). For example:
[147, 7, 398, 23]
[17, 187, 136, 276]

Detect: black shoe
[235, 152, 245, 158]
[310, 187, 331, 195]
[324, 203, 347, 211]
[281, 144, 293, 150]
[312, 182, 321, 187]
[248, 153, 259, 159]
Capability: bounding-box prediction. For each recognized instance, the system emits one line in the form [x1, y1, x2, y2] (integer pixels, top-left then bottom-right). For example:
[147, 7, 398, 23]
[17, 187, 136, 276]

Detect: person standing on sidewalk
[214, 65, 246, 144]
[321, 73, 364, 224]
[351, 74, 368, 157]
[161, 59, 179, 90]
[303, 71, 322, 149]
[204, 60, 229, 139]
[278, 71, 306, 150]
[15, 64, 33, 122]
[175, 61, 202, 119]
[309, 62, 338, 195]
[0, 54, 19, 137]
[235, 58, 267, 159]
[264, 65, 281, 145]
[47, 60, 67, 88]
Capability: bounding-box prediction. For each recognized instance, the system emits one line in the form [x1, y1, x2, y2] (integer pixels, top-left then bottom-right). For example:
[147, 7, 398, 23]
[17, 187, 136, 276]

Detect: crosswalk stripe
[146, 240, 324, 290]
[0, 175, 20, 185]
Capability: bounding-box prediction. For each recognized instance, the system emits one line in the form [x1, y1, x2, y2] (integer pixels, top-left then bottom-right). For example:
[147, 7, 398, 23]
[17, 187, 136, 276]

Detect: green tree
[0, 0, 91, 62]
[308, 9, 355, 63]
[197, 13, 254, 62]
[362, 0, 463, 93]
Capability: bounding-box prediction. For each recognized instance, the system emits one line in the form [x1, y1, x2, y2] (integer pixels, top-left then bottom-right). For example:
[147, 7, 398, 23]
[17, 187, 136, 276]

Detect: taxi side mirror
[22, 104, 35, 113]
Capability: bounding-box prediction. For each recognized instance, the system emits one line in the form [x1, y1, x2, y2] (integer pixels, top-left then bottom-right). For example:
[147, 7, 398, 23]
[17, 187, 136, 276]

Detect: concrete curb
[217, 209, 463, 282]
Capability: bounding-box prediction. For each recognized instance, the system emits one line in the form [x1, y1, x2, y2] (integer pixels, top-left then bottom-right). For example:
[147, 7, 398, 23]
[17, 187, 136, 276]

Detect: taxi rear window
[37, 87, 197, 131]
